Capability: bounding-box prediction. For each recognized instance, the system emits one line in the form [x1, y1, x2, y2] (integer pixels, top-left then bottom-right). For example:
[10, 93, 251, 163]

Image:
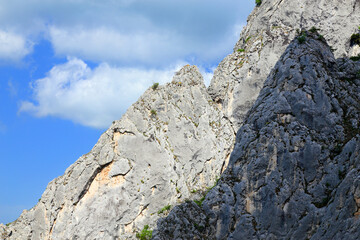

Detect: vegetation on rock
[158, 205, 171, 214]
[151, 82, 159, 90]
[136, 225, 152, 240]
[350, 33, 360, 46]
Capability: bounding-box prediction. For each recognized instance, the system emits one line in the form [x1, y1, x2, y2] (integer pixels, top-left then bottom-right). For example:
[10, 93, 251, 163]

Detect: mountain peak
[172, 64, 204, 86]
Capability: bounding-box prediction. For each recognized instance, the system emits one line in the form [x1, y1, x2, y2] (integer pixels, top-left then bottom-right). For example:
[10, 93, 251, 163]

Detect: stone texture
[208, 0, 360, 130]
[154, 32, 360, 239]
[0, 65, 235, 239]
[1, 1, 360, 239]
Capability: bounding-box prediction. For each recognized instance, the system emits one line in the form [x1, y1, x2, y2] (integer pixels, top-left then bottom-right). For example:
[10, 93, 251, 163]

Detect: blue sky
[0, 0, 254, 224]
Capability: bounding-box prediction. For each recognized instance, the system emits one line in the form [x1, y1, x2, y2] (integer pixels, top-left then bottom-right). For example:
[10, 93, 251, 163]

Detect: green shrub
[245, 36, 251, 43]
[309, 26, 319, 33]
[150, 109, 157, 116]
[350, 33, 360, 46]
[350, 54, 360, 61]
[136, 225, 153, 240]
[256, 0, 262, 6]
[194, 196, 205, 207]
[193, 177, 219, 207]
[298, 33, 306, 44]
[317, 34, 325, 42]
[158, 205, 171, 214]
[237, 48, 245, 52]
[151, 82, 159, 90]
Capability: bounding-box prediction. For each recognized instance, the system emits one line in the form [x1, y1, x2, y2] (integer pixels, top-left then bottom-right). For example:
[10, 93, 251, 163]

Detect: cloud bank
[3, 0, 254, 128]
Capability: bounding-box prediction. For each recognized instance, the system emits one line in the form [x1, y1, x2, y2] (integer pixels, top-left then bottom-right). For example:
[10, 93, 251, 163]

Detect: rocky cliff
[0, 66, 235, 239]
[154, 30, 360, 240]
[209, 0, 360, 130]
[1, 0, 360, 239]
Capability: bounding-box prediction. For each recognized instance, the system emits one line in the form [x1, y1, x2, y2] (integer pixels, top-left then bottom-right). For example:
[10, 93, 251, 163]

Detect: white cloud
[0, 30, 33, 61]
[49, 27, 182, 66]
[0, 0, 253, 65]
[2, 0, 250, 128]
[48, 22, 246, 67]
[19, 58, 189, 128]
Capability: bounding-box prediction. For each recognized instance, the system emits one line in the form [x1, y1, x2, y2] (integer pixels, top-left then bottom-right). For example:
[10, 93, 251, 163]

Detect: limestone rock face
[208, 0, 360, 130]
[153, 32, 360, 239]
[0, 65, 235, 239]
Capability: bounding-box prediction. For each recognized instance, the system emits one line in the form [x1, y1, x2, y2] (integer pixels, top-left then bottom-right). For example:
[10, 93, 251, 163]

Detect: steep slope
[208, 0, 360, 130]
[154, 31, 360, 239]
[0, 66, 235, 239]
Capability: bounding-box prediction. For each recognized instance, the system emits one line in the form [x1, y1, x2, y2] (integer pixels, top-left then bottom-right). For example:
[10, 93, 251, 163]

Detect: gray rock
[208, 0, 360, 130]
[154, 31, 360, 239]
[1, 65, 235, 239]
[2, 0, 360, 239]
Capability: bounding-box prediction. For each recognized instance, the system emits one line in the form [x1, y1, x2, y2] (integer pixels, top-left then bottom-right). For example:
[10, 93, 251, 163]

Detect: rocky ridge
[208, 0, 360, 130]
[0, 66, 235, 239]
[153, 31, 360, 239]
[1, 0, 359, 239]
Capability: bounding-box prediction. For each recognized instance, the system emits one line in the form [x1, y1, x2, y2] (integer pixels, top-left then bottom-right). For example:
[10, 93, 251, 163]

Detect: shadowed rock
[208, 0, 360, 130]
[153, 31, 360, 240]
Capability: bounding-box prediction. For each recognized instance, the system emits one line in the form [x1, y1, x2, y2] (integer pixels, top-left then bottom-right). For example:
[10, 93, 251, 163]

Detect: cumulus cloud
[49, 21, 246, 66]
[0, 0, 253, 65]
[49, 27, 182, 66]
[0, 30, 33, 61]
[2, 0, 251, 127]
[19, 58, 202, 128]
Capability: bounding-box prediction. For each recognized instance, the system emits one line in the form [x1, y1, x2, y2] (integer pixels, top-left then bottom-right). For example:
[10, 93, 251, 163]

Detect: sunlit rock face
[0, 65, 235, 239]
[153, 32, 360, 239]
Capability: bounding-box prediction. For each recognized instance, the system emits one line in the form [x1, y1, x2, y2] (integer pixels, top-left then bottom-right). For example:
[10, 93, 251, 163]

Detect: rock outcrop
[208, 0, 360, 130]
[0, 66, 235, 239]
[153, 31, 360, 239]
[1, 0, 360, 239]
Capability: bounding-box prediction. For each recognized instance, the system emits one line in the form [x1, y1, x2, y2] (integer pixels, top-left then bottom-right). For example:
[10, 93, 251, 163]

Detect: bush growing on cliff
[136, 225, 152, 240]
[298, 33, 307, 44]
[350, 33, 360, 46]
[350, 54, 360, 61]
[256, 0, 262, 6]
[150, 109, 157, 116]
[151, 82, 159, 90]
[158, 204, 171, 214]
[309, 26, 319, 33]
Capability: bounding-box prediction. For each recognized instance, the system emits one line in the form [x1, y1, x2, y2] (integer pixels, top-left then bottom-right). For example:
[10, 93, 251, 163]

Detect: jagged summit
[171, 65, 204, 86]
[154, 30, 360, 239]
[208, 0, 360, 130]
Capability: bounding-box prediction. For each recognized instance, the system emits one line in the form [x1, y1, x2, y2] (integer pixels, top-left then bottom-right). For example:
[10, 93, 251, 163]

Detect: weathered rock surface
[0, 66, 235, 239]
[2, 0, 360, 239]
[208, 0, 360, 130]
[153, 32, 360, 239]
